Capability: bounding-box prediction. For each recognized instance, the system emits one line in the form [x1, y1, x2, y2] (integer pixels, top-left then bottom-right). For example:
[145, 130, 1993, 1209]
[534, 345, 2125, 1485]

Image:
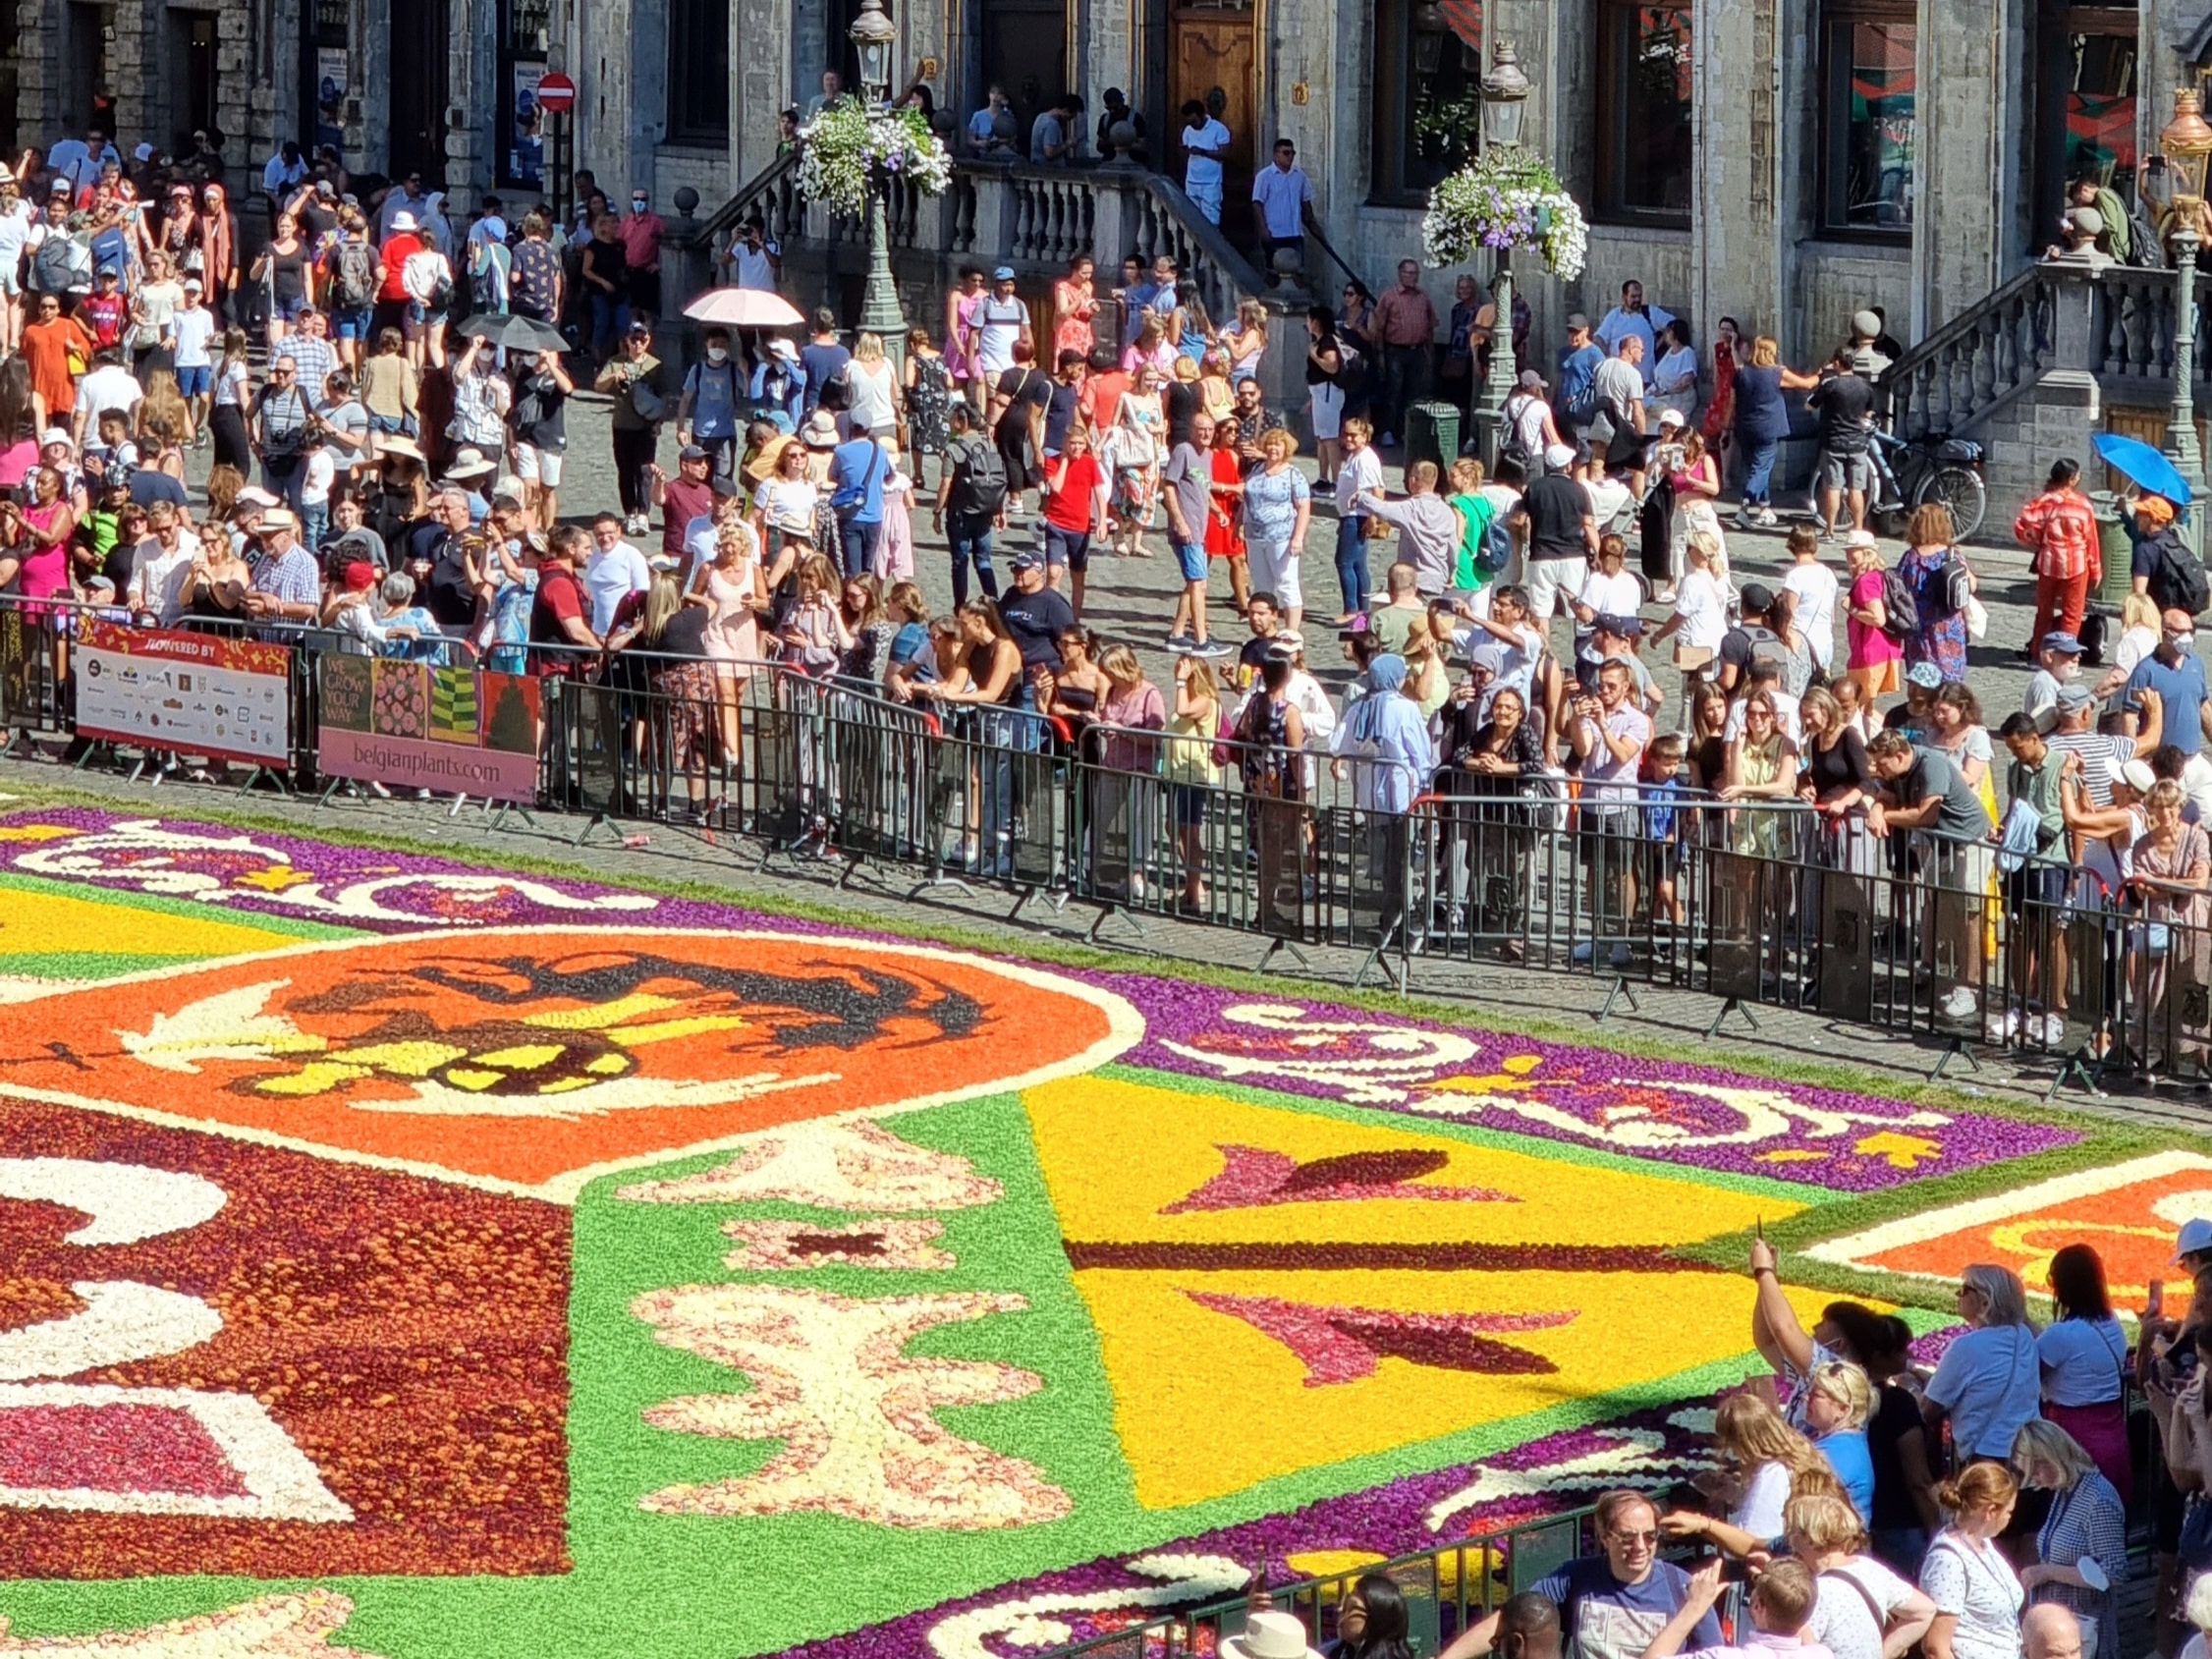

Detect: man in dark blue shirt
[2123, 609, 2212, 758]
[799, 308, 851, 416]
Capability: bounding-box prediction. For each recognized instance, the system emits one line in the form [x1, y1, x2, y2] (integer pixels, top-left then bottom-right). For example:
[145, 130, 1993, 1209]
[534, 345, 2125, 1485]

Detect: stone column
[578, 0, 636, 191]
[1687, 0, 1789, 361]
[108, 0, 154, 146]
[1908, 0, 2028, 338]
[17, 0, 60, 140]
[731, 0, 787, 185]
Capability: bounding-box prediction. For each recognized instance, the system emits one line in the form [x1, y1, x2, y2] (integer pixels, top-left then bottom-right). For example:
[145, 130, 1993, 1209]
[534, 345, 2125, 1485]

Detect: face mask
[633, 198, 648, 211]
[706, 346, 728, 364]
[2173, 633, 2197, 654]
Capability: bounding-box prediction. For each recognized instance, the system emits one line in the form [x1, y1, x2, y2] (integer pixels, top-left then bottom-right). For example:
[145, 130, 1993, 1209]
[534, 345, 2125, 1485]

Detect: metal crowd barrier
[3, 590, 2205, 1093]
[1040, 1504, 1598, 1659]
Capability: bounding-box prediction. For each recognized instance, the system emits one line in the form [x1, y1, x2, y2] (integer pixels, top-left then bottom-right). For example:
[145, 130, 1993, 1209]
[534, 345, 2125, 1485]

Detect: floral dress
[1898, 545, 1968, 683]
[907, 354, 951, 456]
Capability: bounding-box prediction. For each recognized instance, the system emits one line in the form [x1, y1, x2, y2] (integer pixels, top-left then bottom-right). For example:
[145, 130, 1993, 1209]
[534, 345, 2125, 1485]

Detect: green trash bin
[1404, 401, 1462, 473]
[2091, 490, 2133, 610]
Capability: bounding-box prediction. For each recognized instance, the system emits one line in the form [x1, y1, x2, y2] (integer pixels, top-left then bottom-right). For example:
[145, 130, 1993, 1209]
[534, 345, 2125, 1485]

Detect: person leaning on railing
[1863, 729, 1994, 1023]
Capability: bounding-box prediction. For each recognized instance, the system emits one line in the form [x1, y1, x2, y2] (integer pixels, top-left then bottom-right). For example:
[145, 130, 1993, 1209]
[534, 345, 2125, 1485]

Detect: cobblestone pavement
[516, 385, 2053, 721]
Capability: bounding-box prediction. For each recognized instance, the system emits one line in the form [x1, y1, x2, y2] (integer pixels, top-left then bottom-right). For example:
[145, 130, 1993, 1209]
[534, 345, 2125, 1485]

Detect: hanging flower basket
[796, 96, 954, 218]
[1421, 145, 1589, 282]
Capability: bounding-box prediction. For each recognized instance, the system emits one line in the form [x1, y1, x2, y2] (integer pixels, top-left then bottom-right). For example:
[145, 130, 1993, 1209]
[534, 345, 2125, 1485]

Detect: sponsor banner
[74, 619, 291, 764]
[314, 654, 541, 802]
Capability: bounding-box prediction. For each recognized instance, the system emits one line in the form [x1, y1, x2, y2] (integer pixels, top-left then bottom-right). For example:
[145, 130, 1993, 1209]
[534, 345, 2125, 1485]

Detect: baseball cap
[992, 265, 1017, 281]
[1542, 443, 1576, 471]
[490, 475, 527, 507]
[627, 318, 652, 337]
[1657, 408, 1686, 428]
[2055, 682, 2097, 712]
[1595, 613, 1644, 637]
[680, 443, 710, 462]
[1009, 550, 1043, 573]
[183, 275, 203, 290]
[2041, 631, 2083, 656]
[315, 179, 336, 196]
[1565, 312, 1590, 331]
[1518, 369, 1546, 389]
[1740, 581, 1775, 615]
[1905, 661, 1945, 690]
[2177, 1217, 2212, 1264]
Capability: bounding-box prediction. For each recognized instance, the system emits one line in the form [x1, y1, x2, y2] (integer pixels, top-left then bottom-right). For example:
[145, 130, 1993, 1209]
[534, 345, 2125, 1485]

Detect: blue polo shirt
[2124, 647, 2210, 756]
[829, 437, 886, 525]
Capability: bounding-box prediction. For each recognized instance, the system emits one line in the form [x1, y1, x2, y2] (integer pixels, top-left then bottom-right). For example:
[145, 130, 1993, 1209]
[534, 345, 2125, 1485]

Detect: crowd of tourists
[1249, 1235, 2201, 1659]
[0, 124, 2205, 1064]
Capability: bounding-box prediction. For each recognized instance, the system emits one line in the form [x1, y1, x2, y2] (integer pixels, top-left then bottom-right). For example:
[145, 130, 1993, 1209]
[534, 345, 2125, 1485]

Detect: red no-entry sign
[536, 72, 576, 113]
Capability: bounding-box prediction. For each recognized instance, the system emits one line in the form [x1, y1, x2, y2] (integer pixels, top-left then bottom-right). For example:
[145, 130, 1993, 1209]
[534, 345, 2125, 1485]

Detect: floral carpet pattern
[0, 804, 2170, 1659]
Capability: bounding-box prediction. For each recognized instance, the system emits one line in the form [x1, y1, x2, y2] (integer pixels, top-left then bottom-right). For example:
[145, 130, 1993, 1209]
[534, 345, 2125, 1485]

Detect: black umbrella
[457, 311, 570, 354]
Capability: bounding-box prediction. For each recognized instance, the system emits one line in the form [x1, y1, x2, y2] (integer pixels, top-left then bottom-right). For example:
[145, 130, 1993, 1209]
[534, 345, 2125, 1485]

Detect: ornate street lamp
[2148, 86, 2212, 524]
[851, 0, 908, 362]
[1468, 40, 1532, 471]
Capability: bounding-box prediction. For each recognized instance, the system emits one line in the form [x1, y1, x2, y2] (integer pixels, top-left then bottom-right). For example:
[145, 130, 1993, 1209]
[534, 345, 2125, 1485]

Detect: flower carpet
[0, 804, 2185, 1659]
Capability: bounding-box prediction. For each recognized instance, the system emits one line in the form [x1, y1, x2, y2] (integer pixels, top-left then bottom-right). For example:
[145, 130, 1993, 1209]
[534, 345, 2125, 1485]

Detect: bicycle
[1871, 427, 1987, 541]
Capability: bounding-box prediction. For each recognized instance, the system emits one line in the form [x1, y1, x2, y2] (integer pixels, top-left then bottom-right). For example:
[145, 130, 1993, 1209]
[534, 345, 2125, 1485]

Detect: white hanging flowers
[1421, 144, 1589, 282]
[796, 96, 955, 219]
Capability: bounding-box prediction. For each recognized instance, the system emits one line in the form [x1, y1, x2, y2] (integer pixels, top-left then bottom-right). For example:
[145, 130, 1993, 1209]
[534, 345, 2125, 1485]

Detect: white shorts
[513, 444, 564, 487]
[1522, 555, 1587, 622]
[1245, 533, 1302, 613]
[1309, 381, 1345, 442]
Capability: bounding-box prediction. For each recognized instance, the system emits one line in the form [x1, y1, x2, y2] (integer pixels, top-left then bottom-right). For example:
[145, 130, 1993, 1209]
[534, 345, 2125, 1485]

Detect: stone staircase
[1880, 257, 2201, 533]
[661, 150, 1302, 411]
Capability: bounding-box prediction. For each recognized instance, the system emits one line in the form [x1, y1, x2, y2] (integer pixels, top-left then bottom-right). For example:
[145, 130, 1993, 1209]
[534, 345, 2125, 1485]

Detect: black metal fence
[2, 594, 2199, 1093]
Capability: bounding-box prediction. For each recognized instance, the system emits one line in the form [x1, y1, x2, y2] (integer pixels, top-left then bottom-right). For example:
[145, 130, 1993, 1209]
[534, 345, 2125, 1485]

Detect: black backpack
[952, 435, 1008, 517]
[2152, 536, 2211, 617]
[1877, 568, 1919, 641]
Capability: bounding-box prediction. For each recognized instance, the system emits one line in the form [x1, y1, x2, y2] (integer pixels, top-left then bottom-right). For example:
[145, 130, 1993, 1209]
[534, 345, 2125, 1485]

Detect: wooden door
[981, 0, 1068, 159]
[1169, 1, 1255, 237]
[387, 0, 450, 183]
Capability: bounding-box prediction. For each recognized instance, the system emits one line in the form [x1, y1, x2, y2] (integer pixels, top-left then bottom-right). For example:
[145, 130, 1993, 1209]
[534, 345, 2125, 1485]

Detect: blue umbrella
[2094, 432, 2193, 506]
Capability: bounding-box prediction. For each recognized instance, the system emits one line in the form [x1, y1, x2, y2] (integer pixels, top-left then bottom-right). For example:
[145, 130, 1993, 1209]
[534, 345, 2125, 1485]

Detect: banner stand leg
[1592, 974, 1641, 1024]
[1928, 1034, 1981, 1080]
[485, 802, 539, 834]
[909, 873, 977, 901]
[1256, 936, 1310, 973]
[2045, 1048, 2106, 1100]
[1702, 996, 1759, 1041]
[573, 811, 616, 847]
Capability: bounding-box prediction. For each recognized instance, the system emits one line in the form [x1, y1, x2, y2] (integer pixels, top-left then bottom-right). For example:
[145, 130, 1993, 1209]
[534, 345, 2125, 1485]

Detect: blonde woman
[1243, 427, 1311, 633]
[686, 520, 767, 758]
[1105, 361, 1167, 557]
[1403, 615, 1452, 719]
[2010, 1420, 2126, 1659]
[1675, 1392, 1831, 1545]
[1786, 1491, 1938, 1659]
[1801, 1360, 1878, 1522]
[1226, 298, 1268, 384]
[1166, 654, 1226, 912]
[846, 330, 901, 440]
[1732, 335, 1819, 526]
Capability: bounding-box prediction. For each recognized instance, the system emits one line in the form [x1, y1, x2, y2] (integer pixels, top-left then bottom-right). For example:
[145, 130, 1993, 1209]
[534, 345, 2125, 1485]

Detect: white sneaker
[1984, 1008, 2018, 1043]
[2042, 1013, 2070, 1046]
[1939, 986, 1980, 1021]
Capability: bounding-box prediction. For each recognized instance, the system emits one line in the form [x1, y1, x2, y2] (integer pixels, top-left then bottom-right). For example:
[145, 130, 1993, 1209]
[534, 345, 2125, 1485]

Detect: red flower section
[0, 1403, 249, 1497]
[0, 1097, 571, 1579]
[1184, 1291, 1578, 1385]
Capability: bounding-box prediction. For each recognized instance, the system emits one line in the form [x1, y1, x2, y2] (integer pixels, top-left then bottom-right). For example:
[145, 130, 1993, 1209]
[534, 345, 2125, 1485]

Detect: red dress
[1204, 448, 1244, 560]
[1701, 336, 1737, 443]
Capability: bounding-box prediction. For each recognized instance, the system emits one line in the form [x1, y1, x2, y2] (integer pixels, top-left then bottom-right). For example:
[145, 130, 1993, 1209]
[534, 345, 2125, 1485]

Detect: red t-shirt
[661, 476, 714, 559]
[377, 233, 421, 302]
[528, 566, 588, 675]
[1042, 453, 1104, 533]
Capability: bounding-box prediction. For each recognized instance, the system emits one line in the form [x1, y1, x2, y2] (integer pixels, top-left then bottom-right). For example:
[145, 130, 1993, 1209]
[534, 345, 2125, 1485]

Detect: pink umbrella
[683, 288, 805, 328]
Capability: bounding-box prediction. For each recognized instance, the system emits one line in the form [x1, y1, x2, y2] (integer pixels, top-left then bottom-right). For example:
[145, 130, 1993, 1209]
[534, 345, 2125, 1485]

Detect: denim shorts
[1171, 784, 1208, 827]
[1043, 524, 1090, 572]
[175, 365, 211, 397]
[333, 306, 374, 341]
[1173, 538, 1206, 583]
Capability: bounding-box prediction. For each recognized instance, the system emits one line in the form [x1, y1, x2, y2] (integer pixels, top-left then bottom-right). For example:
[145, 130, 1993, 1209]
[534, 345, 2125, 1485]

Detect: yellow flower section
[0, 885, 334, 968]
[1075, 1265, 1834, 1509]
[1025, 1076, 1806, 1247]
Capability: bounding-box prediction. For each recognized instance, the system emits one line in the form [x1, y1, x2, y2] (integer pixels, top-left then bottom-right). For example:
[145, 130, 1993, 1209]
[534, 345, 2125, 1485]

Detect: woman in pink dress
[944, 266, 988, 414]
[0, 464, 80, 688]
[1843, 531, 1905, 697]
[686, 521, 765, 760]
[1053, 255, 1097, 363]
